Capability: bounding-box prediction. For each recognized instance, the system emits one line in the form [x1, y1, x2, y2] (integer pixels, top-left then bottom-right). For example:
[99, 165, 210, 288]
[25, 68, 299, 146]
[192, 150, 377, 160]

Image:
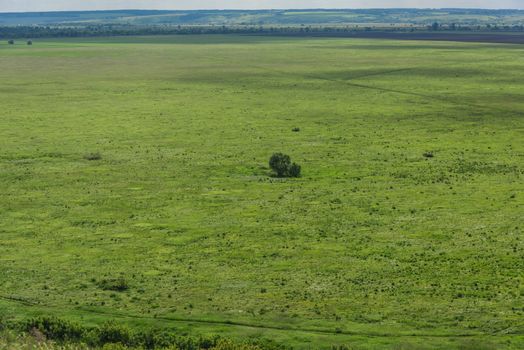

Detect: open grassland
[0, 35, 523, 349]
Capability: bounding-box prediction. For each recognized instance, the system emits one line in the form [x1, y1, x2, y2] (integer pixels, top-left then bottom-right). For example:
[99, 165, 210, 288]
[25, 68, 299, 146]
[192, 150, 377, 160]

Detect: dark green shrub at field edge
[269, 153, 301, 178]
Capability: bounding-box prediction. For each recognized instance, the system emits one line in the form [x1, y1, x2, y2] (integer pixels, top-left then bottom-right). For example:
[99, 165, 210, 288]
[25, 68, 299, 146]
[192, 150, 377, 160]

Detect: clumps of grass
[331, 345, 352, 350]
[84, 152, 102, 161]
[24, 317, 84, 342]
[423, 151, 434, 158]
[16, 316, 287, 349]
[96, 277, 129, 292]
[292, 127, 300, 132]
[269, 153, 301, 178]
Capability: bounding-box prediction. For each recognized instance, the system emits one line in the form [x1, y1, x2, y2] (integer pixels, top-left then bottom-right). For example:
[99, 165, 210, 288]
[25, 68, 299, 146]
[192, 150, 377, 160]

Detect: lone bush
[27, 40, 33, 45]
[269, 153, 301, 178]
[8, 40, 14, 45]
[97, 277, 129, 292]
[84, 152, 102, 161]
[269, 153, 291, 177]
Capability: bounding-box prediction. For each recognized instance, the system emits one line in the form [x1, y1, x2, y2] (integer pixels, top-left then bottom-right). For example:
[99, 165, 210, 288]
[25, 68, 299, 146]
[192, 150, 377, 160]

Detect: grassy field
[0, 35, 523, 349]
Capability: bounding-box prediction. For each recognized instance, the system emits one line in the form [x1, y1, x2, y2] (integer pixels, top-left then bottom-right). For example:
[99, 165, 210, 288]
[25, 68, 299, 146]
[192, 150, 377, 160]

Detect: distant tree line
[1, 23, 524, 39]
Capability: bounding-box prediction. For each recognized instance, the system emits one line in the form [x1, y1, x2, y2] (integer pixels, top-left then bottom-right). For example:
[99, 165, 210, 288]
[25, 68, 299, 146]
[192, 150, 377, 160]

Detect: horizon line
[1, 7, 524, 14]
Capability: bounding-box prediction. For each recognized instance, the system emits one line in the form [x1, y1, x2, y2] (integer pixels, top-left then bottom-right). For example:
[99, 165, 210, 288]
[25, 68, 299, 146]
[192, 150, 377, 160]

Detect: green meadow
[0, 35, 523, 349]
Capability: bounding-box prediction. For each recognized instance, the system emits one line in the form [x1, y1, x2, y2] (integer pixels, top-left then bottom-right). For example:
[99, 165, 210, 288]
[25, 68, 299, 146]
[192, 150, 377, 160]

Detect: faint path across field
[248, 63, 523, 118]
[0, 294, 511, 338]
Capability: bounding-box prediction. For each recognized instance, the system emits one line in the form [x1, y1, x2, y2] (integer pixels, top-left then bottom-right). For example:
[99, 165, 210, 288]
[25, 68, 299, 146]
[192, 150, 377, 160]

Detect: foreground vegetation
[0, 35, 523, 348]
[0, 317, 281, 350]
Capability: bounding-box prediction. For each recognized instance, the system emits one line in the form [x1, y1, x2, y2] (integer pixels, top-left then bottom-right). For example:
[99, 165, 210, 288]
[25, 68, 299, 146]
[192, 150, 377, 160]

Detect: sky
[1, 1, 523, 12]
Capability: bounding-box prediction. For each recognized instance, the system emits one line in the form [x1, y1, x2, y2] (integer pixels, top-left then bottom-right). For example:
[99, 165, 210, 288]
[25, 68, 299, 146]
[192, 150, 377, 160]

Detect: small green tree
[269, 153, 301, 178]
[8, 39, 14, 45]
[269, 153, 291, 177]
